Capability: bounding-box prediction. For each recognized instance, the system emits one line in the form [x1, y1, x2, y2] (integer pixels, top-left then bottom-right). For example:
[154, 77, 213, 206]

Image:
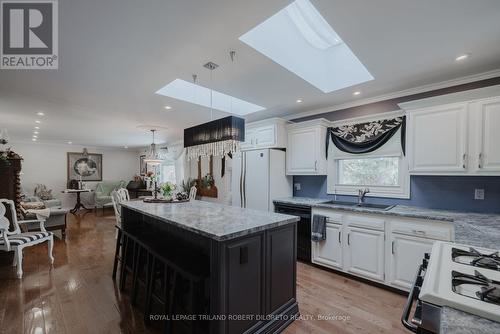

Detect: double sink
[321, 200, 395, 211]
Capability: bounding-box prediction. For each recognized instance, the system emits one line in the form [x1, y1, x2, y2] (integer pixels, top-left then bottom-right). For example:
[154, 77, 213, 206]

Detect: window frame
[326, 111, 410, 199]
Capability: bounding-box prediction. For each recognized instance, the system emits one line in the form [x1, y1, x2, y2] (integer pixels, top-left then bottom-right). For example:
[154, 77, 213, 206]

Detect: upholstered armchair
[95, 180, 127, 210]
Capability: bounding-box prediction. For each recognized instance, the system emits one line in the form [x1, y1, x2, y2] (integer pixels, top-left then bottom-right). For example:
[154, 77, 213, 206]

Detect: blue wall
[293, 175, 500, 214]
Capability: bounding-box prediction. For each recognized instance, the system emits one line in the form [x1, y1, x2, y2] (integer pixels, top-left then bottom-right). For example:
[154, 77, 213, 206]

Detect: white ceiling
[1, 0, 500, 148]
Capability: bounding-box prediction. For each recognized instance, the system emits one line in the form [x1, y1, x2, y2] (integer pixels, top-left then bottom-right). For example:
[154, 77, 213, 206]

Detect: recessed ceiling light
[353, 91, 361, 96]
[32, 135, 38, 138]
[296, 99, 303, 103]
[124, 146, 128, 149]
[32, 138, 37, 142]
[455, 54, 469, 61]
[36, 112, 45, 116]
[164, 106, 172, 110]
[35, 120, 41, 124]
[34, 126, 40, 129]
[239, 0, 373, 93]
[33, 131, 39, 134]
[67, 141, 72, 144]
[156, 79, 265, 116]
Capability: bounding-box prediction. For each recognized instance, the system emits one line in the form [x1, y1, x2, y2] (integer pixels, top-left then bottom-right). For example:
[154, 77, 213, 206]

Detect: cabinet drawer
[390, 220, 453, 241]
[312, 209, 343, 224]
[345, 215, 385, 231]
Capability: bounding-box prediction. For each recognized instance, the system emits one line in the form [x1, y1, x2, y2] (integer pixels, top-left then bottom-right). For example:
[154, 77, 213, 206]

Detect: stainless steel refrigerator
[231, 148, 292, 211]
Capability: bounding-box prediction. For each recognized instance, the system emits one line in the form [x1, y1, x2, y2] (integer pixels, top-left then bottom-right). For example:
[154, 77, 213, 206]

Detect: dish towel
[312, 215, 327, 242]
[26, 208, 51, 221]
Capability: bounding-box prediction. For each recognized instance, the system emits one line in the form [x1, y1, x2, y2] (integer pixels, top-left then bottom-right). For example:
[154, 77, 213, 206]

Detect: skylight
[239, 0, 373, 93]
[155, 79, 265, 116]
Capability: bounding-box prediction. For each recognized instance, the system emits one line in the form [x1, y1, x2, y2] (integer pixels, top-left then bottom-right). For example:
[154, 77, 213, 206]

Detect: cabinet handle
[255, 138, 259, 145]
[338, 231, 341, 244]
[347, 233, 350, 245]
[412, 229, 426, 236]
[314, 160, 318, 171]
[392, 241, 395, 255]
[462, 153, 467, 169]
[479, 153, 483, 169]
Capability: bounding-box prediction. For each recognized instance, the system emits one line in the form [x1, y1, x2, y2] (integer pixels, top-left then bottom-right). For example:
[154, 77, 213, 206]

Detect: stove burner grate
[452, 247, 500, 271]
[452, 270, 500, 305]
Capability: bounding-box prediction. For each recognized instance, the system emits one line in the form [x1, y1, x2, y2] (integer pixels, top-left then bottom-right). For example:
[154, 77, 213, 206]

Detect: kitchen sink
[356, 203, 395, 210]
[322, 200, 394, 211]
[322, 200, 358, 206]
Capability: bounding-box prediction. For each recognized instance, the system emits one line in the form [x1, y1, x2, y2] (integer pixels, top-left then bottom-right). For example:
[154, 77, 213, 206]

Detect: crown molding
[283, 68, 500, 121]
[8, 140, 140, 152]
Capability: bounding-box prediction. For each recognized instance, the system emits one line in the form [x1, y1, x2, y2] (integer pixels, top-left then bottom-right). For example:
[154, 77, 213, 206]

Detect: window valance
[326, 116, 406, 158]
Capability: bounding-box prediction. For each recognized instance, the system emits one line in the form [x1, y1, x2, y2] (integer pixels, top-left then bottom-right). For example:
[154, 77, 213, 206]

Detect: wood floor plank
[0, 210, 409, 334]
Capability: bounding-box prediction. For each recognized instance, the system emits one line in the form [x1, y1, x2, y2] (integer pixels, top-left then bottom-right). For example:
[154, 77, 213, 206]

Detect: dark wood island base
[121, 201, 299, 334]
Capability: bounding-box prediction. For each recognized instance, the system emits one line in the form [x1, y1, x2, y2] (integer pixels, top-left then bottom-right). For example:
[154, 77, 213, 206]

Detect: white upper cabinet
[474, 97, 500, 173]
[403, 89, 500, 176]
[241, 128, 256, 150]
[254, 124, 276, 148]
[241, 118, 288, 151]
[408, 103, 468, 173]
[286, 119, 329, 175]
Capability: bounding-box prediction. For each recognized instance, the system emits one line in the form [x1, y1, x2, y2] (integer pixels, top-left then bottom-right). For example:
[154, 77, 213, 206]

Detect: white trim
[328, 156, 411, 199]
[283, 68, 500, 121]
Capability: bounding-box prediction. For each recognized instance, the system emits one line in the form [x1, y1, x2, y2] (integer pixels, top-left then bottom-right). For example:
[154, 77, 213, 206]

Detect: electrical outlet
[475, 189, 485, 200]
[294, 183, 301, 191]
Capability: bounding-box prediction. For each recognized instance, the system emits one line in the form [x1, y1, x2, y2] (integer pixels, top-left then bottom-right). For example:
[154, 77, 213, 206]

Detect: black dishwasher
[274, 202, 311, 262]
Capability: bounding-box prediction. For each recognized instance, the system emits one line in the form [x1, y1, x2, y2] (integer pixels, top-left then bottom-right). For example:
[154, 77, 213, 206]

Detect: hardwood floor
[0, 211, 408, 334]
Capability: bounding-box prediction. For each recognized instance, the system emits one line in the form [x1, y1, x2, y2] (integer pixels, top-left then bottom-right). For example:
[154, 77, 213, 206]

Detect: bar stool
[144, 241, 209, 334]
[119, 231, 134, 290]
[112, 226, 122, 279]
[131, 237, 151, 305]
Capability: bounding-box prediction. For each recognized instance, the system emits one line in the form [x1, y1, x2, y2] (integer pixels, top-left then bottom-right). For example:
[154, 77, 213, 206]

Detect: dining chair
[0, 199, 54, 278]
[111, 188, 129, 279]
[189, 186, 197, 200]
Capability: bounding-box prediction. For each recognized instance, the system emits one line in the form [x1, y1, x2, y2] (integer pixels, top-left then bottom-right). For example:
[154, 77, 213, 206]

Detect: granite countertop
[441, 307, 500, 334]
[273, 197, 500, 249]
[273, 197, 330, 207]
[122, 200, 299, 241]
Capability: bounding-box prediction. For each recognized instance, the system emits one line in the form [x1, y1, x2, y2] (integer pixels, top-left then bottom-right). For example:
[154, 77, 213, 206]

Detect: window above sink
[327, 111, 410, 199]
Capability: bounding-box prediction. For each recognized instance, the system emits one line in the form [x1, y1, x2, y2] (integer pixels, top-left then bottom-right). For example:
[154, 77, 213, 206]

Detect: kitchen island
[121, 200, 300, 334]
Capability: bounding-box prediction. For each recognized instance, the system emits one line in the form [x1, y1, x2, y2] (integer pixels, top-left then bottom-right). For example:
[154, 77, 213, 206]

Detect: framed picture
[67, 152, 103, 181]
[140, 155, 147, 176]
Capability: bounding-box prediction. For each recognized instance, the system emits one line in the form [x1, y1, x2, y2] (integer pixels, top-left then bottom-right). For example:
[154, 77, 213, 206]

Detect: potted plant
[161, 182, 176, 201]
[201, 173, 214, 189]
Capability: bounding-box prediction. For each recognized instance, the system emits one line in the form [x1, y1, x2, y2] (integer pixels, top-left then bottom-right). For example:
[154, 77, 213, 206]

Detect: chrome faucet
[357, 188, 370, 205]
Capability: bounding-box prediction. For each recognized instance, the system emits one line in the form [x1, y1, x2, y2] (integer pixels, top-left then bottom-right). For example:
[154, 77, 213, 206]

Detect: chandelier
[144, 129, 164, 165]
[184, 54, 245, 160]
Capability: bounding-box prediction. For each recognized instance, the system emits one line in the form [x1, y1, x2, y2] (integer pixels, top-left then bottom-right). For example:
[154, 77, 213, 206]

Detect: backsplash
[293, 175, 500, 214]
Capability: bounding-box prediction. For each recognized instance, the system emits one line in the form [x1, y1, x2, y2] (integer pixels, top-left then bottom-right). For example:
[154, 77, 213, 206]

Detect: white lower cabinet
[388, 234, 434, 290]
[312, 223, 342, 269]
[345, 226, 385, 282]
[311, 208, 454, 291]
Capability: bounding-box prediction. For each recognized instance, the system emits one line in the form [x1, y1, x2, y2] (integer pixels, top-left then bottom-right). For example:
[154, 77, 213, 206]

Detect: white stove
[401, 241, 500, 333]
[419, 242, 500, 323]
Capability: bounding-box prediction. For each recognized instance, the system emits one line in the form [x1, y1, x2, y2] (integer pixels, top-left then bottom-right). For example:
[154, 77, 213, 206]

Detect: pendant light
[184, 52, 245, 160]
[144, 129, 164, 165]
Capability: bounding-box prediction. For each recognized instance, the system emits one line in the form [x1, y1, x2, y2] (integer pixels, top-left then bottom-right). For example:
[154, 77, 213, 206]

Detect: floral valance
[326, 116, 406, 158]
